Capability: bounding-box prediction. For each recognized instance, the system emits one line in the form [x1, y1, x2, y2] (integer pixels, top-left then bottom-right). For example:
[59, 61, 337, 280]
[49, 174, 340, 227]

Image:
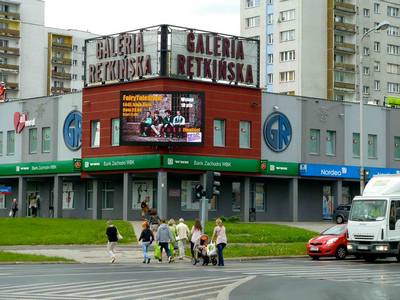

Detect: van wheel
[336, 215, 344, 224]
[335, 246, 347, 260]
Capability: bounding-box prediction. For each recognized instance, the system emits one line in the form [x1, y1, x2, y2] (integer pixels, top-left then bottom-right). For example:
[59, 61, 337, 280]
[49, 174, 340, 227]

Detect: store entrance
[26, 182, 40, 217]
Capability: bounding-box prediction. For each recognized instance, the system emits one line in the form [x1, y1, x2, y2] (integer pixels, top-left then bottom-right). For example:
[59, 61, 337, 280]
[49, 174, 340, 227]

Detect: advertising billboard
[120, 91, 204, 145]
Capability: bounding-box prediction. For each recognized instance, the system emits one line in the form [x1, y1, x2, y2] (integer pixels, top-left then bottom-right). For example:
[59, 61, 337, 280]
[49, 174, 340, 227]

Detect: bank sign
[299, 163, 359, 179]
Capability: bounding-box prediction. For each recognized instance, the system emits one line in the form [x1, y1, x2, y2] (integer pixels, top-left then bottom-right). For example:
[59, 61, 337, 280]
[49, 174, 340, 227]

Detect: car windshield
[321, 225, 346, 235]
[349, 200, 387, 222]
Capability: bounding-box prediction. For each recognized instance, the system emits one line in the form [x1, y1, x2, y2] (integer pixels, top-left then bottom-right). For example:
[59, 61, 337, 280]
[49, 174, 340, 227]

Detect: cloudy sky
[44, 0, 241, 36]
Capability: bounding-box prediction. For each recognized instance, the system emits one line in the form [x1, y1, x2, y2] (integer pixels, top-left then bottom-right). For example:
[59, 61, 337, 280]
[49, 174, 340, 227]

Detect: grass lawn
[0, 218, 135, 245]
[224, 243, 306, 257]
[0, 251, 74, 262]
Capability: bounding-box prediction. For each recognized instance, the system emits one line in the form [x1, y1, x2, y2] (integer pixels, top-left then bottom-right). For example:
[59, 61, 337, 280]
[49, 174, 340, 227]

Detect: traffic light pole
[200, 196, 208, 232]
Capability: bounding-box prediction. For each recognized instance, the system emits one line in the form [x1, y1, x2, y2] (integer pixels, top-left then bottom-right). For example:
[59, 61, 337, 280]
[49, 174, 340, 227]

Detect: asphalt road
[1, 258, 400, 300]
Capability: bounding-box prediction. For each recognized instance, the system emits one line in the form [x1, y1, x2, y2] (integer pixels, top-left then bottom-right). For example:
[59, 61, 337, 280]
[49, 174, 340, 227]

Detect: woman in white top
[211, 218, 227, 266]
[190, 219, 202, 259]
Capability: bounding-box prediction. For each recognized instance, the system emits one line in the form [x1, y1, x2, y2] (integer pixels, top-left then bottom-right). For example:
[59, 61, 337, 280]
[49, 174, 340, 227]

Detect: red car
[307, 224, 347, 260]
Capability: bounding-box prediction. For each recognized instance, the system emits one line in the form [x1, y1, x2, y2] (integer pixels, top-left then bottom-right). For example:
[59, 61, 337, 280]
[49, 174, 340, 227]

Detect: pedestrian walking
[190, 219, 202, 259]
[138, 221, 154, 264]
[149, 210, 160, 234]
[105, 220, 119, 263]
[140, 196, 150, 220]
[211, 218, 227, 266]
[11, 198, 18, 218]
[155, 219, 174, 263]
[168, 219, 177, 257]
[176, 218, 190, 260]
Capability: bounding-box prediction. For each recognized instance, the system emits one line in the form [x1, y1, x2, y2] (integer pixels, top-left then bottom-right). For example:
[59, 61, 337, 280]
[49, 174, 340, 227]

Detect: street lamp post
[359, 21, 390, 194]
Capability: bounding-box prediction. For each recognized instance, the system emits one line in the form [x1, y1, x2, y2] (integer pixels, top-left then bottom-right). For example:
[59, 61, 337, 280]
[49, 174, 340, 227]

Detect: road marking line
[216, 275, 256, 300]
[0, 280, 89, 292]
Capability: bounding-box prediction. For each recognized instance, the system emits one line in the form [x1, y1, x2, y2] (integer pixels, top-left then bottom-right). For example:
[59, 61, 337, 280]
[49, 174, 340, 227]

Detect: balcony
[334, 42, 356, 54]
[0, 11, 20, 21]
[0, 63, 18, 71]
[51, 87, 71, 94]
[5, 82, 18, 90]
[52, 42, 72, 51]
[52, 71, 72, 80]
[51, 57, 72, 65]
[334, 81, 355, 90]
[0, 46, 19, 56]
[0, 28, 19, 38]
[334, 2, 356, 14]
[334, 63, 356, 72]
[335, 22, 356, 34]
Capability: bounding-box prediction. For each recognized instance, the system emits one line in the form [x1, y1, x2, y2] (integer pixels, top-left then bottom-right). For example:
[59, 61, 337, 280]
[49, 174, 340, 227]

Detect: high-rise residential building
[0, 0, 97, 100]
[241, 0, 400, 105]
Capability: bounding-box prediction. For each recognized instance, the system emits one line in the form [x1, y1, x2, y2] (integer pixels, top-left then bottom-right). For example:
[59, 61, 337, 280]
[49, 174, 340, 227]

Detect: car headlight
[326, 238, 338, 245]
[347, 244, 353, 251]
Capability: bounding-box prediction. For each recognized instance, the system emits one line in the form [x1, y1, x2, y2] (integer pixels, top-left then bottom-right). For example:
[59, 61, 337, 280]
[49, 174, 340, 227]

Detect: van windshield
[349, 200, 387, 222]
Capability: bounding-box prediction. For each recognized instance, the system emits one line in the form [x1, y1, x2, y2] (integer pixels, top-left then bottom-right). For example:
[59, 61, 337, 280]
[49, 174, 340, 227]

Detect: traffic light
[194, 184, 204, 200]
[205, 171, 221, 199]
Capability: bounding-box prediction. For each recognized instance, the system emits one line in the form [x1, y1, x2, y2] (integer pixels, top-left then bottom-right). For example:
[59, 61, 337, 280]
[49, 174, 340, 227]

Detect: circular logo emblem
[63, 111, 82, 151]
[260, 161, 267, 171]
[263, 112, 292, 152]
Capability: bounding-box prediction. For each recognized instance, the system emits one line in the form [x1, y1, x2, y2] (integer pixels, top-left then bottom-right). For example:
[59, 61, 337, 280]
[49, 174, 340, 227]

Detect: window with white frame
[0, 39, 8, 47]
[387, 63, 400, 74]
[335, 34, 344, 43]
[6, 130, 14, 156]
[374, 80, 380, 91]
[334, 71, 345, 82]
[111, 118, 119, 146]
[363, 47, 370, 56]
[363, 66, 370, 75]
[213, 119, 225, 147]
[29, 128, 37, 154]
[374, 61, 380, 71]
[279, 71, 295, 82]
[363, 28, 369, 34]
[374, 41, 380, 52]
[395, 136, 400, 160]
[251, 182, 265, 212]
[363, 86, 370, 94]
[363, 8, 370, 17]
[246, 0, 260, 8]
[388, 25, 399, 36]
[279, 9, 295, 22]
[267, 73, 273, 84]
[91, 120, 100, 147]
[245, 16, 260, 28]
[388, 6, 399, 17]
[280, 50, 295, 62]
[309, 129, 320, 155]
[387, 44, 400, 55]
[280, 29, 295, 42]
[267, 0, 273, 4]
[388, 82, 400, 93]
[267, 34, 273, 44]
[334, 54, 344, 63]
[239, 121, 251, 149]
[326, 130, 336, 156]
[102, 181, 114, 209]
[374, 3, 380, 14]
[353, 132, 360, 157]
[42, 127, 51, 153]
[368, 134, 377, 159]
[267, 14, 273, 24]
[267, 54, 273, 64]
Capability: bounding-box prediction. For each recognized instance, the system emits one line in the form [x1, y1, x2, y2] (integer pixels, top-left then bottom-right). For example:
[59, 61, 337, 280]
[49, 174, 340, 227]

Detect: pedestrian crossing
[0, 275, 244, 300]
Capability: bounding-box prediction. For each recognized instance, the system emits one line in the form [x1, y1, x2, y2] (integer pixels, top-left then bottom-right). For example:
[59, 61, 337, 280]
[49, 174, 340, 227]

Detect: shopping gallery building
[1, 25, 400, 222]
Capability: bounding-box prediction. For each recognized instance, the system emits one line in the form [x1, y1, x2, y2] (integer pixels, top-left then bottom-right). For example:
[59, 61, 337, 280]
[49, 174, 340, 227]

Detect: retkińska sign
[84, 25, 259, 88]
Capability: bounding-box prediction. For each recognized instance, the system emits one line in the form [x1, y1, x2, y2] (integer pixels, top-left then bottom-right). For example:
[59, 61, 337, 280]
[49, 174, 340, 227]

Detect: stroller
[192, 234, 218, 266]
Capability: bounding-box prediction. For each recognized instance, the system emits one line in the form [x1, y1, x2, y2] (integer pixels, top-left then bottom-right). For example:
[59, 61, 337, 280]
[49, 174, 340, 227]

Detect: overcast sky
[44, 0, 240, 36]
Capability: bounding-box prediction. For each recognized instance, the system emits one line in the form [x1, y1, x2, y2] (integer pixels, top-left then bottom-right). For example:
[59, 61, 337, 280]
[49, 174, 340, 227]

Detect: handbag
[117, 230, 123, 241]
[8, 210, 12, 217]
[154, 244, 161, 260]
[207, 242, 217, 256]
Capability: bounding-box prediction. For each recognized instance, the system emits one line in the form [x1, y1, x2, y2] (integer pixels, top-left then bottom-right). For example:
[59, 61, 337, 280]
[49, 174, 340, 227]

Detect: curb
[0, 261, 79, 265]
[224, 255, 308, 261]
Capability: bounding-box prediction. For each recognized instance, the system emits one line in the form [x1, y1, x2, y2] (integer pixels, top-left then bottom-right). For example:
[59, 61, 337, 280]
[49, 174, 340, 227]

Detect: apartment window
[279, 71, 295, 82]
[111, 118, 119, 146]
[374, 41, 380, 52]
[86, 181, 93, 209]
[388, 25, 400, 36]
[363, 66, 370, 75]
[0, 57, 7, 65]
[374, 61, 380, 72]
[387, 63, 400, 74]
[213, 119, 225, 147]
[0, 39, 8, 47]
[280, 50, 295, 62]
[73, 45, 78, 51]
[232, 182, 241, 212]
[0, 131, 2, 156]
[363, 27, 369, 34]
[29, 128, 38, 154]
[55, 37, 64, 44]
[387, 44, 400, 55]
[309, 129, 320, 155]
[374, 3, 380, 14]
[363, 8, 370, 17]
[374, 80, 380, 91]
[251, 182, 265, 212]
[335, 94, 344, 101]
[54, 81, 64, 88]
[334, 71, 345, 82]
[363, 86, 370, 95]
[0, 4, 8, 12]
[55, 52, 64, 59]
[91, 120, 100, 147]
[363, 47, 370, 56]
[6, 130, 14, 156]
[280, 29, 295, 42]
[72, 74, 77, 80]
[334, 54, 344, 63]
[368, 134, 377, 159]
[388, 6, 399, 17]
[246, 0, 260, 8]
[267, 73, 273, 84]
[0, 23, 8, 29]
[102, 181, 114, 209]
[335, 35, 344, 43]
[279, 9, 295, 22]
[267, 14, 273, 25]
[42, 127, 51, 153]
[267, 34, 273, 44]
[267, 54, 273, 64]
[0, 73, 7, 82]
[73, 60, 77, 66]
[388, 82, 400, 93]
[326, 130, 336, 156]
[267, 0, 273, 4]
[395, 137, 400, 160]
[246, 16, 260, 28]
[353, 133, 360, 157]
[239, 121, 251, 149]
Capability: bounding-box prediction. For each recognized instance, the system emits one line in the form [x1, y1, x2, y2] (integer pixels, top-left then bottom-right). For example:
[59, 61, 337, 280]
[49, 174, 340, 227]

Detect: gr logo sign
[263, 112, 292, 152]
[63, 111, 82, 151]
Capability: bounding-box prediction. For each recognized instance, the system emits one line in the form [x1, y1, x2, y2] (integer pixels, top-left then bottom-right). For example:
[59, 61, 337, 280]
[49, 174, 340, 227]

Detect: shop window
[232, 182, 241, 212]
[395, 136, 400, 160]
[213, 119, 225, 147]
[91, 120, 100, 147]
[181, 180, 216, 210]
[6, 130, 14, 156]
[102, 181, 114, 209]
[62, 182, 75, 209]
[326, 130, 336, 156]
[42, 127, 51, 153]
[368, 134, 377, 159]
[86, 181, 93, 210]
[0, 193, 5, 209]
[111, 118, 119, 146]
[0, 131, 3, 156]
[309, 129, 320, 155]
[239, 121, 251, 149]
[352, 132, 360, 158]
[251, 182, 265, 212]
[132, 180, 153, 209]
[29, 128, 37, 154]
[322, 186, 334, 219]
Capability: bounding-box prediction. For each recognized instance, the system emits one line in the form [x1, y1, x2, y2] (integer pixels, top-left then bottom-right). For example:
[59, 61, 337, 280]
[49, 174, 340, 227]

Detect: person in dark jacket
[156, 219, 174, 263]
[106, 220, 119, 263]
[11, 198, 18, 218]
[139, 221, 154, 264]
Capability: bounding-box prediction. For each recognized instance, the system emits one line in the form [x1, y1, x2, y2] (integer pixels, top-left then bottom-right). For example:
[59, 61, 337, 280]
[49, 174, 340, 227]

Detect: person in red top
[0, 82, 6, 103]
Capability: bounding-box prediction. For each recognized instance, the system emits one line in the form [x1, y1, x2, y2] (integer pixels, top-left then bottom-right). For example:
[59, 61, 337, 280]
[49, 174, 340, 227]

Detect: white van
[347, 174, 400, 262]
